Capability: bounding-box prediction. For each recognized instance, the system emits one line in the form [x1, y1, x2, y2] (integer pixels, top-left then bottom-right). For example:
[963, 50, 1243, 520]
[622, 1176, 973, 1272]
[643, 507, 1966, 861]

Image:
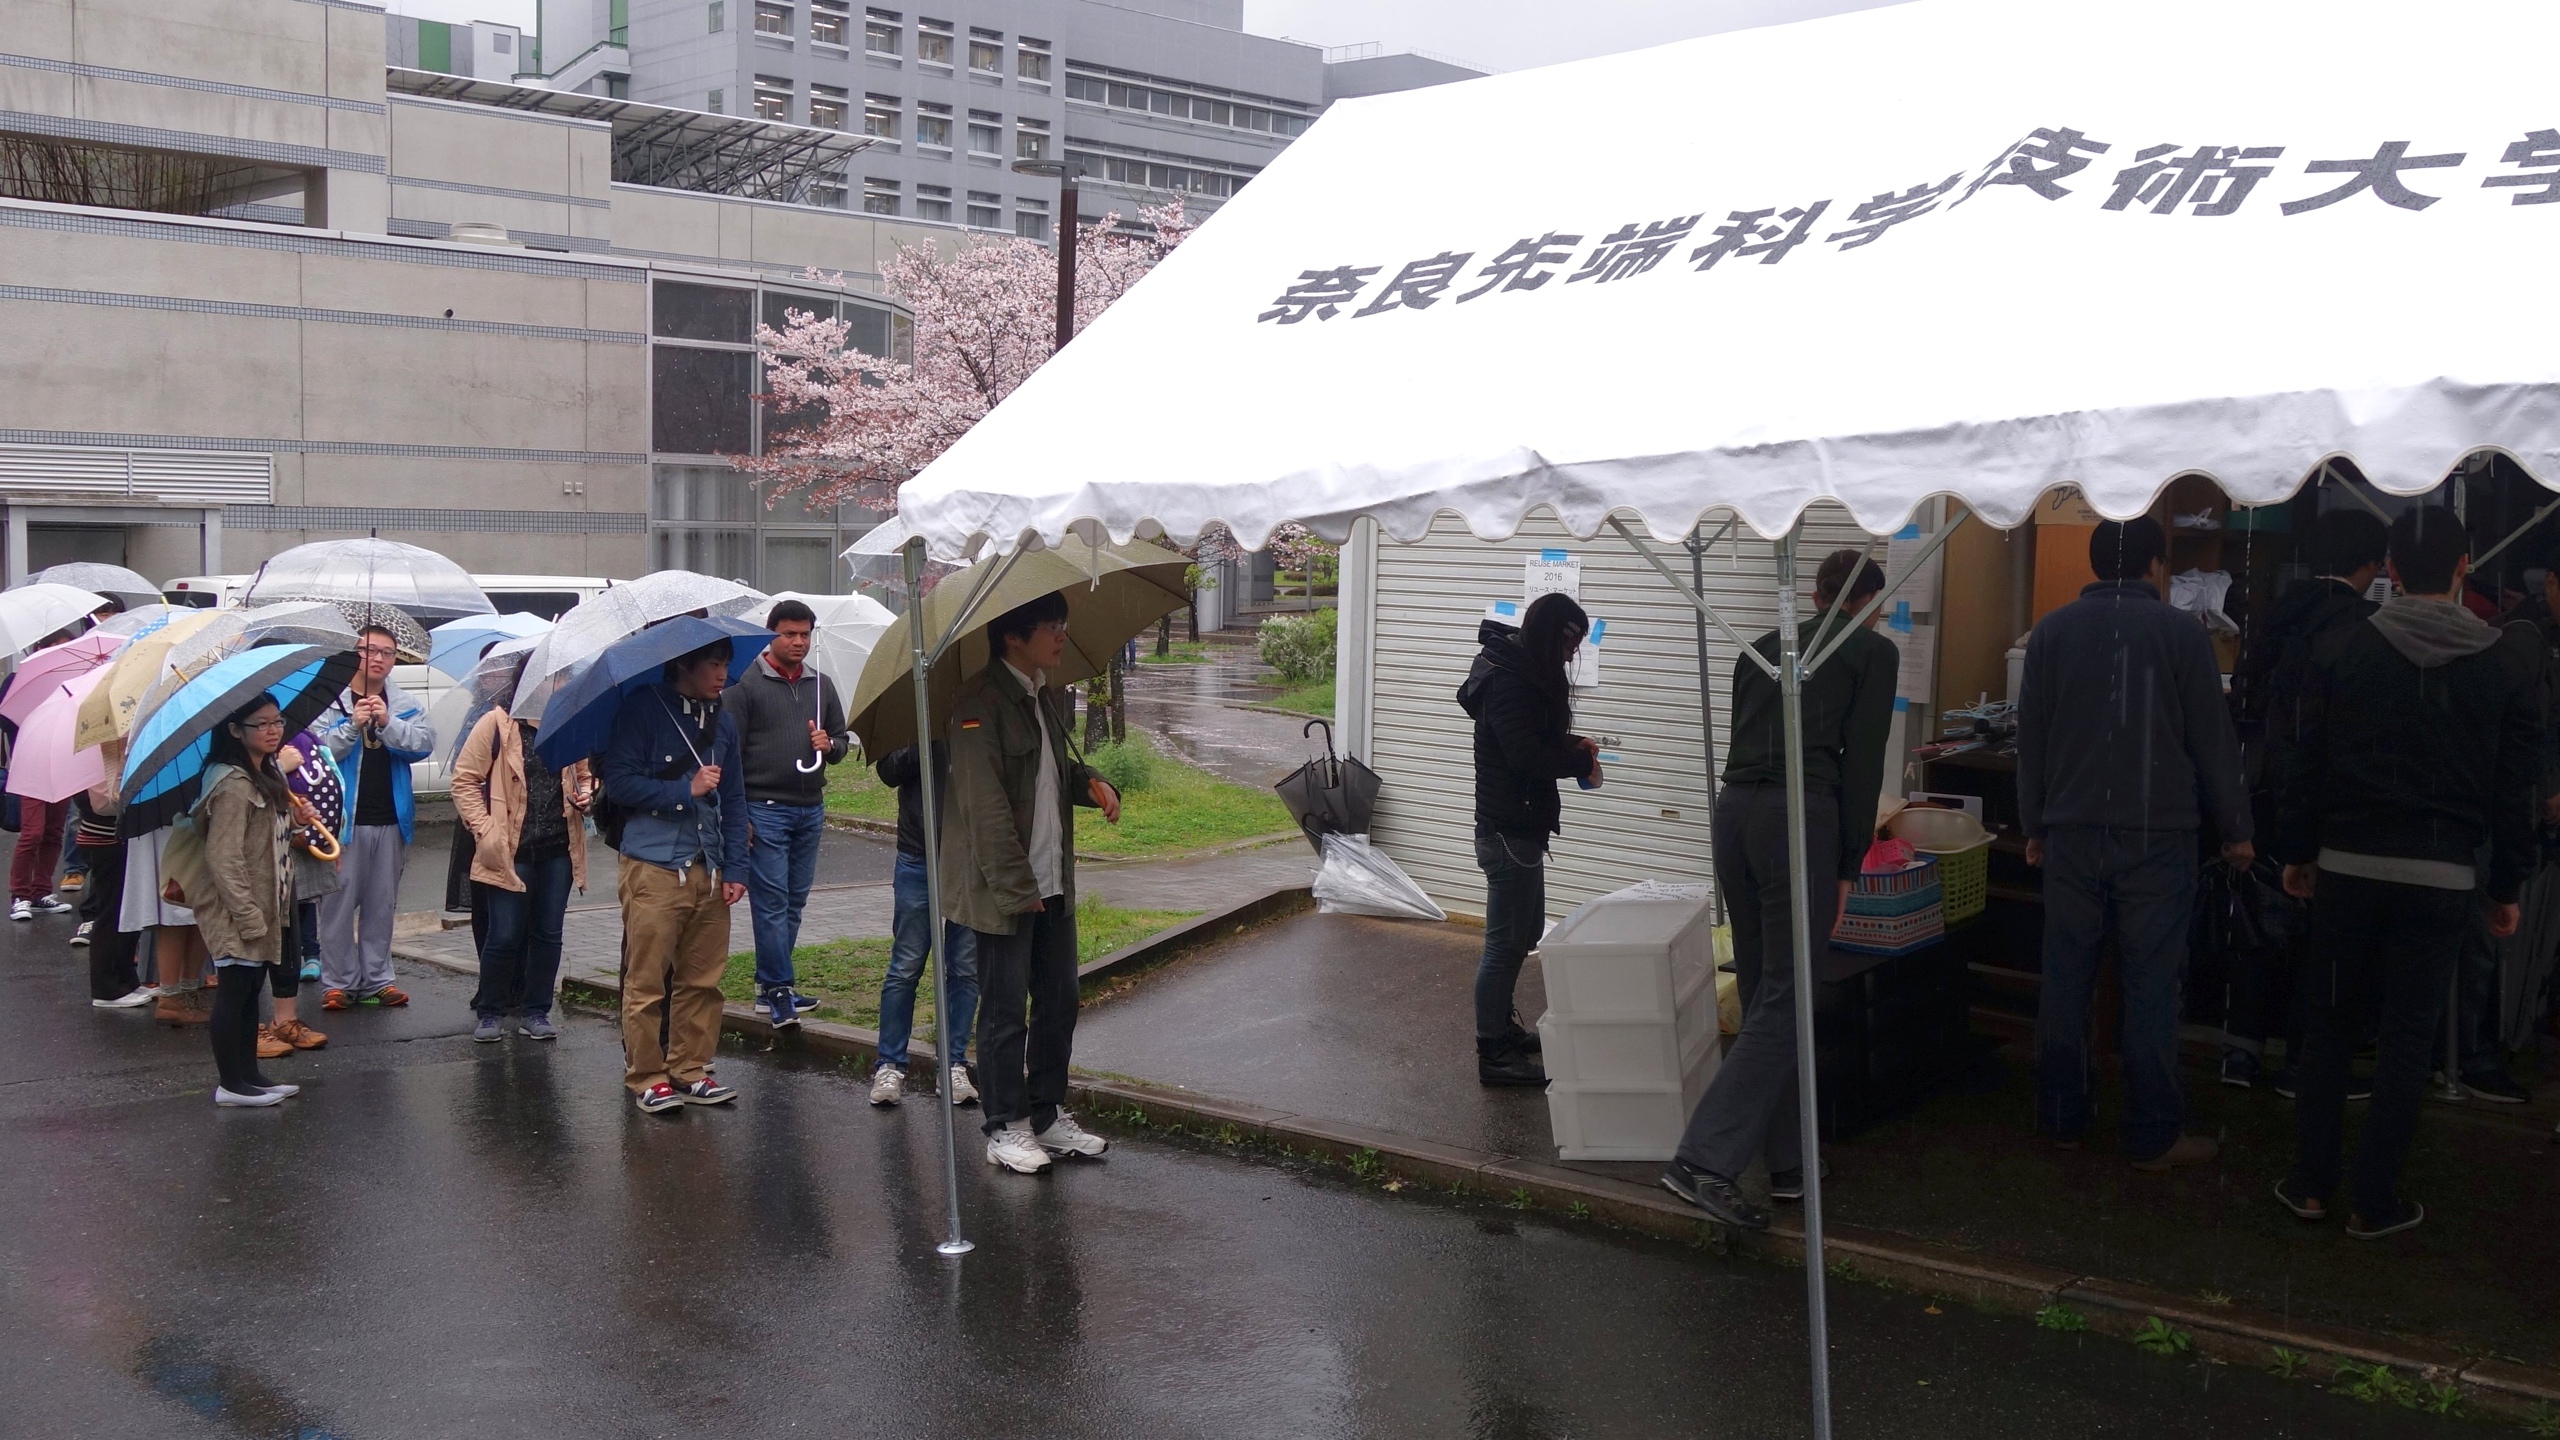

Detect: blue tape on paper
[1491, 600, 1518, 617]
[1889, 599, 1913, 633]
[1587, 618, 1606, 645]
[1894, 523, 1922, 540]
[1540, 548, 1568, 562]
[1894, 696, 1910, 712]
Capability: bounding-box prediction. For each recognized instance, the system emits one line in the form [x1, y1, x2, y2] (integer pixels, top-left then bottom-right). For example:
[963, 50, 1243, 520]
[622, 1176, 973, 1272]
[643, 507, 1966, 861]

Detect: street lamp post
[1011, 157, 1082, 350]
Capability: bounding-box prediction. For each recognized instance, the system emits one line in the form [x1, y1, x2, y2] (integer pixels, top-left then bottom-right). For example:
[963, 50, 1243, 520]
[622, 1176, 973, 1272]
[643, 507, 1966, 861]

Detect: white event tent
[883, 1, 2560, 1431]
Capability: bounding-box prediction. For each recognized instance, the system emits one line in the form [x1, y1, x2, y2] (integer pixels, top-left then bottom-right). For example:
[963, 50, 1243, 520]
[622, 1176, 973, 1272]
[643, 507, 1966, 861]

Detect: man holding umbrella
[943, 591, 1121, 1174]
[313, 624, 436, 1009]
[727, 599, 851, 1029]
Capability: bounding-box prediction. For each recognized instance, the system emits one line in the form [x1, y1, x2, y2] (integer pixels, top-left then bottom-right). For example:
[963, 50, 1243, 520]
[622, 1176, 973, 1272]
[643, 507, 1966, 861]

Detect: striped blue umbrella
[118, 644, 358, 836]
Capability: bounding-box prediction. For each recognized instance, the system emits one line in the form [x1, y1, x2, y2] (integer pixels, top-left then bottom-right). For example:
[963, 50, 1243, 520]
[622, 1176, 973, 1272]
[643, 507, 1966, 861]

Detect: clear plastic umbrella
[16, 562, 160, 611]
[242, 538, 493, 620]
[0, 583, 110, 657]
[95, 604, 184, 639]
[511, 570, 769, 725]
[324, 600, 433, 664]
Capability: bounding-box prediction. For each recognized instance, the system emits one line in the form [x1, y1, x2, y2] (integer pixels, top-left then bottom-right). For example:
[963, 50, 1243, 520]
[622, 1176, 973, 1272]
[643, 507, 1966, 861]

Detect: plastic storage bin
[1537, 882, 1723, 1161]
[1545, 1040, 1720, 1161]
[1537, 882, 1715, 1016]
[1537, 968, 1719, 1085]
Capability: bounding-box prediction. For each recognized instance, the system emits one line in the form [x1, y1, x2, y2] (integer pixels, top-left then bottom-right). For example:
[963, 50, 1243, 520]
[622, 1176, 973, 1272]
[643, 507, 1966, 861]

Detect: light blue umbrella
[427, 611, 553, 678]
[118, 644, 358, 836]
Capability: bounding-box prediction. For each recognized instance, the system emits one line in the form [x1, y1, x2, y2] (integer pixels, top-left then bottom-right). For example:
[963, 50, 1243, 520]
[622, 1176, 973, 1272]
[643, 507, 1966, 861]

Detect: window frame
[913, 100, 953, 151]
[1016, 37, 1050, 84]
[916, 17, 953, 68]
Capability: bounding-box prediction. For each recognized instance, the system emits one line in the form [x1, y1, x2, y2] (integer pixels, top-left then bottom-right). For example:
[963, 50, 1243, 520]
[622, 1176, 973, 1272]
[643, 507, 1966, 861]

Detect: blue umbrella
[533, 615, 771, 771]
[119, 644, 359, 836]
[426, 611, 553, 679]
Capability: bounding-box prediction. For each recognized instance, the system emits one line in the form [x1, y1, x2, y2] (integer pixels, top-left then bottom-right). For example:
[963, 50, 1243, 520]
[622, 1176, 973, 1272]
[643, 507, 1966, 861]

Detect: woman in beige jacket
[200, 697, 302, 1109]
[452, 704, 590, 1042]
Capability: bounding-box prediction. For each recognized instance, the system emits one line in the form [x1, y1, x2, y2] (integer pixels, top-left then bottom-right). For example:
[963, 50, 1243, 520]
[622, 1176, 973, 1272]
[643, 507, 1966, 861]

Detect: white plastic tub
[1543, 1040, 1720, 1161]
[1537, 881, 1715, 1018]
[1537, 967, 1717, 1085]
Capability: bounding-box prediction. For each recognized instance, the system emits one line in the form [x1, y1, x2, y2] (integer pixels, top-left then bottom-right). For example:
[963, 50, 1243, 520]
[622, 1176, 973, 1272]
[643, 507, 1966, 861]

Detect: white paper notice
[1568, 616, 1606, 689]
[1883, 523, 1941, 608]
[1524, 548, 1581, 603]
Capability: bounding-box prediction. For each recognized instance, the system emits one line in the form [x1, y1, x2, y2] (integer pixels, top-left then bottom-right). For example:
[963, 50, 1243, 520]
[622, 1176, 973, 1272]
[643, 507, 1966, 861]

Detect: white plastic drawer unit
[1537, 968, 1718, 1086]
[1536, 881, 1715, 1018]
[1543, 1041, 1720, 1162]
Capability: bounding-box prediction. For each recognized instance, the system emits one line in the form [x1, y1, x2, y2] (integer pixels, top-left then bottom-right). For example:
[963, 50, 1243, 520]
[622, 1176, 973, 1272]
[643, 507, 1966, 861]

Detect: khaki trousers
[618, 857, 730, 1094]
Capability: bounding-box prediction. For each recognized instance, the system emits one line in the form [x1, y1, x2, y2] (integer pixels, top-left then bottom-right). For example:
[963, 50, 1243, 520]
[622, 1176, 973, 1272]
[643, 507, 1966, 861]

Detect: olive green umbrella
[844, 535, 1189, 757]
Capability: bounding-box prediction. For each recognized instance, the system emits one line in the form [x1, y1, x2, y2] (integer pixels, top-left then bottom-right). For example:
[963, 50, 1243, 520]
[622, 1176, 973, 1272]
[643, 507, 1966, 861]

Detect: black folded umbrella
[1273, 719, 1381, 854]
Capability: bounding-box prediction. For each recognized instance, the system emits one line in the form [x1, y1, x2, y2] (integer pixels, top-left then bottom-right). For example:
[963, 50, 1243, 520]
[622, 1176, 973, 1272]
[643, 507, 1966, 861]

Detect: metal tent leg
[906, 537, 975, 1258]
[1775, 527, 1834, 1440]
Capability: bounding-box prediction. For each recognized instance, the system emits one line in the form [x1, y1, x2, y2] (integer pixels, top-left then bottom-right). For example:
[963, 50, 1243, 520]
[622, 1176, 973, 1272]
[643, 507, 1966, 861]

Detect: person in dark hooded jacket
[1456, 592, 1596, 1086]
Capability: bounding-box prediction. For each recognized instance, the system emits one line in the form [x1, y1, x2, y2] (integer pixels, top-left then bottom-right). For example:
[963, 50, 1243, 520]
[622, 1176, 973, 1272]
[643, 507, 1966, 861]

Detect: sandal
[322, 988, 353, 1011]
[2274, 1178, 2326, 1221]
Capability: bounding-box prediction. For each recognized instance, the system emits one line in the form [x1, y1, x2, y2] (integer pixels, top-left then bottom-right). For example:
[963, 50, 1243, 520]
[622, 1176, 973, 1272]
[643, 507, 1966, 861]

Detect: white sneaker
[870, 1065, 906, 1107]
[69, 921, 92, 948]
[1036, 1109, 1109, 1158]
[33, 895, 73, 914]
[214, 1086, 285, 1107]
[947, 1064, 979, 1107]
[986, 1121, 1052, 1173]
[9, 899, 29, 922]
[92, 985, 158, 1010]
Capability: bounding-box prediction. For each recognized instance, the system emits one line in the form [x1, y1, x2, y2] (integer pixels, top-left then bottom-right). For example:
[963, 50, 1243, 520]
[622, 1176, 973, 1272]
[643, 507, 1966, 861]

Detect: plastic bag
[1313, 834, 1447, 922]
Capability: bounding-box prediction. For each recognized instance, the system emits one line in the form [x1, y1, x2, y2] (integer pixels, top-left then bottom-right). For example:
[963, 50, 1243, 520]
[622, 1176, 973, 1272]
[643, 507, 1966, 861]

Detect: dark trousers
[2035, 825, 2196, 1159]
[209, 963, 275, 1093]
[471, 852, 574, 1018]
[2221, 932, 2308, 1068]
[2447, 905, 2505, 1081]
[1676, 781, 1837, 1181]
[972, 897, 1077, 1135]
[1474, 832, 1546, 1041]
[78, 839, 141, 1001]
[2289, 872, 2466, 1221]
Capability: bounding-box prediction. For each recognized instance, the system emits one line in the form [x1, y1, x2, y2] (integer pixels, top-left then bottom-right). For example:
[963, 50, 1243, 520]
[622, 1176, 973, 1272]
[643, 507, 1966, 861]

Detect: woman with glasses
[198, 698, 303, 1108]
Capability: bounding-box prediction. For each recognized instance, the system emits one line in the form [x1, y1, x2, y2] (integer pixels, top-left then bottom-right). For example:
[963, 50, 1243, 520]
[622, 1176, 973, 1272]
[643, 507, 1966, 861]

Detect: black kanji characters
[2281, 140, 2466, 214]
[1688, 202, 1832, 271]
[1826, 174, 1961, 250]
[1565, 216, 1703, 283]
[2481, 129, 2560, 205]
[1256, 265, 1380, 324]
[2101, 144, 2285, 216]
[1455, 233, 1582, 301]
[1958, 127, 2110, 203]
[1353, 250, 1476, 317]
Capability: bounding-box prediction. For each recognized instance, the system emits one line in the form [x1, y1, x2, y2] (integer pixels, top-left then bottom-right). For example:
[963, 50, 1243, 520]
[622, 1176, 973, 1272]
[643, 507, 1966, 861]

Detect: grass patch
[722, 893, 1201, 1033]
[825, 732, 1293, 859]
[1138, 640, 1216, 665]
[1264, 676, 1334, 719]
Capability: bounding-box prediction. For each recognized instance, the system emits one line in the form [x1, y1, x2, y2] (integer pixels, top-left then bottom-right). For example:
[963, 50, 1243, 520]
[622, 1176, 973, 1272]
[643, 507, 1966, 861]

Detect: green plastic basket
[1929, 842, 1990, 925]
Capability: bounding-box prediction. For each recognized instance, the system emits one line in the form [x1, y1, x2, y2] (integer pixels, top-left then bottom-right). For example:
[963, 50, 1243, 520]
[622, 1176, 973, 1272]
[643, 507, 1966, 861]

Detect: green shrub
[1086, 732, 1161, 793]
[1258, 606, 1338, 683]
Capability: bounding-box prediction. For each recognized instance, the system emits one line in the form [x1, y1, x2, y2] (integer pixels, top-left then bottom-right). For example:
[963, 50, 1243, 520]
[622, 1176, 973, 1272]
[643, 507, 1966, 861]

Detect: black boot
[1477, 1034, 1547, 1087]
[1506, 1009, 1541, 1056]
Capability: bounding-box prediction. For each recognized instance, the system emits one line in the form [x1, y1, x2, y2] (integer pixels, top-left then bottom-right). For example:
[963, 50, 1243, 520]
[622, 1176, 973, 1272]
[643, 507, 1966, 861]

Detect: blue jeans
[1474, 832, 1546, 1041]
[746, 800, 827, 993]
[2035, 825, 2197, 1160]
[879, 851, 979, 1070]
[471, 851, 573, 1018]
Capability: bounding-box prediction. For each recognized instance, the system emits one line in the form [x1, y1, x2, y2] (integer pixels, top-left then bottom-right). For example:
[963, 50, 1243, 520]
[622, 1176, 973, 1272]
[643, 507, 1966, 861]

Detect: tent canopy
[900, 0, 2560, 558]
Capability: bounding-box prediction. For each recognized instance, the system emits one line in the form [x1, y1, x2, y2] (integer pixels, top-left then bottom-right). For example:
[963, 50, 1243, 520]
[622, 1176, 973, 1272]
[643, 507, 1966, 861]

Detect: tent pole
[906, 536, 974, 1259]
[1775, 525, 1835, 1440]
[1689, 522, 1723, 929]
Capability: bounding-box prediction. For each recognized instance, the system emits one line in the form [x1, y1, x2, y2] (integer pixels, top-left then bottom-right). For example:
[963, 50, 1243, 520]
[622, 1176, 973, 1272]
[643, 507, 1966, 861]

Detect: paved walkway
[1124, 644, 1330, 786]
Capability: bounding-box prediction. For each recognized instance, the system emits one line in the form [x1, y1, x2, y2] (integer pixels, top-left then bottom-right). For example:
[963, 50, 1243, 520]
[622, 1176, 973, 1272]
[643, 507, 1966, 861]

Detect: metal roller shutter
[1350, 504, 1900, 922]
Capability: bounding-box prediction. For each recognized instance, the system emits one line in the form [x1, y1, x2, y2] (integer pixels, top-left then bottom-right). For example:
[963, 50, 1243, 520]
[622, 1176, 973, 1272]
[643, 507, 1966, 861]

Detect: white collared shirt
[1004, 660, 1065, 899]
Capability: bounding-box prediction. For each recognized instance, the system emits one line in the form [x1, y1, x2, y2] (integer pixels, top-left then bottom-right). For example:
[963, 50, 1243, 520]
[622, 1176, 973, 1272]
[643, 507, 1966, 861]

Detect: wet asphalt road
[1, 918, 2470, 1439]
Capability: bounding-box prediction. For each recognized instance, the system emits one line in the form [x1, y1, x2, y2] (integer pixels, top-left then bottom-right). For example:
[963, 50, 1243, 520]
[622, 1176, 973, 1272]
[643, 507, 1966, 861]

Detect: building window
[811, 178, 848, 208]
[915, 182, 952, 222]
[966, 110, 1000, 157]
[968, 28, 1002, 74]
[863, 177, 900, 215]
[857, 93, 896, 137]
[915, 101, 952, 149]
[966, 189, 999, 228]
[916, 17, 952, 65]
[708, 88, 725, 113]
[809, 0, 847, 45]
[1014, 196, 1049, 240]
[1016, 38, 1049, 82]
[753, 76, 792, 121]
[843, 299, 893, 357]
[1063, 71, 1314, 140]
[1014, 118, 1048, 162]
[1080, 149, 1249, 199]
[755, 3, 792, 37]
[652, 347, 755, 455]
[808, 84, 849, 129]
[864, 8, 900, 54]
[493, 30, 513, 53]
[708, 1, 725, 32]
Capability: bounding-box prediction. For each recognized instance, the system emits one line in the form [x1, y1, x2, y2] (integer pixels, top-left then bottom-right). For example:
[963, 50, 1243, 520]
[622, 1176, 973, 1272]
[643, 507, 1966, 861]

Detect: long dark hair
[1517, 592, 1588, 722]
[210, 696, 292, 811]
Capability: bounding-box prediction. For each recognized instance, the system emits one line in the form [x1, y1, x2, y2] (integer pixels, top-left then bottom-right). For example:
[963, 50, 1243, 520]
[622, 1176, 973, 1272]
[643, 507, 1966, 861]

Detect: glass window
[1148, 90, 1174, 115]
[763, 535, 837, 594]
[966, 112, 999, 155]
[708, 87, 724, 113]
[968, 37, 1001, 72]
[708, 1, 725, 31]
[915, 102, 951, 147]
[753, 77, 792, 121]
[651, 349, 755, 455]
[864, 17, 899, 53]
[809, 84, 849, 129]
[842, 300, 891, 357]
[809, 0, 846, 44]
[1063, 74, 1092, 101]
[862, 178, 899, 215]
[1014, 196, 1049, 240]
[655, 467, 757, 523]
[653, 281, 753, 342]
[914, 183, 951, 222]
[965, 190, 999, 228]
[763, 290, 835, 340]
[917, 18, 952, 64]
[755, 3, 791, 36]
[1015, 118, 1047, 162]
[1016, 41, 1049, 81]
[859, 94, 896, 136]
[655, 527, 755, 581]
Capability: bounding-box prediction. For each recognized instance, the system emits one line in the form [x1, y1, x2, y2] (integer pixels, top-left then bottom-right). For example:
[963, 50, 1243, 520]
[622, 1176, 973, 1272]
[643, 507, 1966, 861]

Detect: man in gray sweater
[727, 599, 852, 1028]
[2017, 516, 2250, 1172]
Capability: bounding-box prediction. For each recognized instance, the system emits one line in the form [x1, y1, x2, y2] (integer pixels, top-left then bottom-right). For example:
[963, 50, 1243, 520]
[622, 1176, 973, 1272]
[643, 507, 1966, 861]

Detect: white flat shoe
[258, 1083, 302, 1099]
[214, 1086, 284, 1108]
[92, 985, 158, 1010]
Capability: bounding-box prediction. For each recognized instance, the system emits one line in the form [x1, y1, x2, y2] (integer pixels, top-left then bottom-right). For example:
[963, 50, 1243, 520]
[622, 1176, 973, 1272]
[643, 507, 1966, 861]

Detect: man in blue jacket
[604, 635, 750, 1114]
[315, 624, 436, 1009]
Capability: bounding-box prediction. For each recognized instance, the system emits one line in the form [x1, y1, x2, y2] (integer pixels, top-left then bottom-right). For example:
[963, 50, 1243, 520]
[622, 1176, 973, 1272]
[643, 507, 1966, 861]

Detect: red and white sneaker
[634, 1082, 683, 1114]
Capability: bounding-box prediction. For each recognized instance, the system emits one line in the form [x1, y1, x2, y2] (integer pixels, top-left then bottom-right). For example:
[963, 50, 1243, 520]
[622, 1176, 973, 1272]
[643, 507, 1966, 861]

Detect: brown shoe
[2130, 1134, 2219, 1172]
[275, 1018, 328, 1050]
[255, 1025, 293, 1060]
[155, 992, 210, 1027]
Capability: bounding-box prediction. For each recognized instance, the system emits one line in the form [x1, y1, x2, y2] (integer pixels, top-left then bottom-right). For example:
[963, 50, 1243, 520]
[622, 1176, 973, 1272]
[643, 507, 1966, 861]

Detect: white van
[162, 574, 252, 608]
[403, 575, 610, 796]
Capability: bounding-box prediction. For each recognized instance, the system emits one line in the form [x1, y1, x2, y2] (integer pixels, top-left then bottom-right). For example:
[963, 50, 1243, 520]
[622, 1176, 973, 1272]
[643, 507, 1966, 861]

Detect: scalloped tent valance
[896, 0, 2560, 560]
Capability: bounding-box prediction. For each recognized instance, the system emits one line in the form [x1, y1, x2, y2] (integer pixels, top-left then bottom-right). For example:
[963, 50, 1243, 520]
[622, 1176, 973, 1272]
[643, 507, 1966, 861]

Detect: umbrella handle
[1303, 717, 1336, 762]
[796, 658, 826, 772]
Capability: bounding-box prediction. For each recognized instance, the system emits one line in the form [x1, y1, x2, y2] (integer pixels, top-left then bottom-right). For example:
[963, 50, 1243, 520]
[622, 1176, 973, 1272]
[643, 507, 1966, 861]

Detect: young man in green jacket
[943, 590, 1122, 1174]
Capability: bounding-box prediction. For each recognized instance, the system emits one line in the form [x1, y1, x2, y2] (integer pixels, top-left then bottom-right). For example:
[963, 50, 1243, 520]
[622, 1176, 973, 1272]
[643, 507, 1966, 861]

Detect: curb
[1076, 885, 1311, 990]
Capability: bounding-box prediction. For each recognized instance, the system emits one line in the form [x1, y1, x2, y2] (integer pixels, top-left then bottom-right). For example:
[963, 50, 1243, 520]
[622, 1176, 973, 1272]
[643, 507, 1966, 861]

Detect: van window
[487, 591, 584, 620]
[163, 589, 221, 608]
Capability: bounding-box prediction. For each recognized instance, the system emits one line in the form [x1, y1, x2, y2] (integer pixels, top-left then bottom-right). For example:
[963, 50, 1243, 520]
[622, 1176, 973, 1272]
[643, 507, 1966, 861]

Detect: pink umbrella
[0, 632, 123, 726]
[7, 666, 110, 803]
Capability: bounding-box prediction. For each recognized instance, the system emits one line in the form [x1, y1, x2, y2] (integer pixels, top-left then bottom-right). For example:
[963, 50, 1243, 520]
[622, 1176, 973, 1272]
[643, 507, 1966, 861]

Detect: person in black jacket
[1455, 592, 1596, 1087]
[2018, 516, 2250, 1172]
[2221, 507, 2386, 1091]
[2271, 508, 2540, 1238]
[868, 742, 979, 1109]
[1660, 550, 1896, 1231]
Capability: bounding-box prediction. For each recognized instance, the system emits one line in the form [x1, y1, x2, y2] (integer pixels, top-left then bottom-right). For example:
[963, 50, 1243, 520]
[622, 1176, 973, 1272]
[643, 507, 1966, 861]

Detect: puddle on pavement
[139, 1337, 343, 1439]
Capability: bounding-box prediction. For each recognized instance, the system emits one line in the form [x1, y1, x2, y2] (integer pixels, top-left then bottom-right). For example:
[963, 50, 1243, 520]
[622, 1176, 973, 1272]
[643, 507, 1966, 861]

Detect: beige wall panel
[13, 0, 75, 57]
[581, 274, 648, 334]
[316, 170, 386, 232]
[0, 221, 305, 306]
[64, 76, 333, 152]
[747, 206, 882, 275]
[606, 186, 727, 258]
[290, 247, 625, 332]
[387, 103, 591, 197]
[323, 5, 389, 103]
[0, 303, 302, 438]
[299, 456, 640, 513]
[0, 68, 77, 115]
[74, 0, 329, 99]
[323, 109, 389, 161]
[296, 326, 612, 451]
[583, 346, 649, 456]
[127, 525, 214, 582]
[388, 187, 582, 241]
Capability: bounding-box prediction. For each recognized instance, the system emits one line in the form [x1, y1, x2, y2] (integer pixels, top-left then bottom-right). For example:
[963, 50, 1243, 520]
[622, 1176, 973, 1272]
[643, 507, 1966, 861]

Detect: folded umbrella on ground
[6, 666, 112, 804]
[0, 583, 109, 659]
[118, 644, 360, 836]
[0, 631, 124, 726]
[532, 615, 773, 770]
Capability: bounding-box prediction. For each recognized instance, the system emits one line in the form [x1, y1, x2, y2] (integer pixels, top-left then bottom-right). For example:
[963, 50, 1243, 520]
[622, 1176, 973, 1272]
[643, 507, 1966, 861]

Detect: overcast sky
[379, 0, 1910, 72]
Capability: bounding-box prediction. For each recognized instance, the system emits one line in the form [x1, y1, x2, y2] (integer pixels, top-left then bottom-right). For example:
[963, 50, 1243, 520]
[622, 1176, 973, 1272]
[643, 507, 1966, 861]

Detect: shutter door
[1364, 505, 1881, 922]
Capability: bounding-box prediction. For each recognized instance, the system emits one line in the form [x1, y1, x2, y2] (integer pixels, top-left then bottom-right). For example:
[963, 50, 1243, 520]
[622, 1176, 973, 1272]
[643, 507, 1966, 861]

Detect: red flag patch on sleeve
[959, 718, 982, 730]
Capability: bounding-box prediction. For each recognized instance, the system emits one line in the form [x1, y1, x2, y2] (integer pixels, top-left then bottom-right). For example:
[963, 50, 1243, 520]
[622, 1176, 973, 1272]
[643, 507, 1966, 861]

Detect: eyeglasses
[1034, 619, 1071, 637]
[236, 717, 287, 733]
[356, 645, 398, 659]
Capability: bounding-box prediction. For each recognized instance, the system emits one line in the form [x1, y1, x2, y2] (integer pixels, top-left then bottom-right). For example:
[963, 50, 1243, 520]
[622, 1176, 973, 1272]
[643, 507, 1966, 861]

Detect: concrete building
[0, 0, 974, 591]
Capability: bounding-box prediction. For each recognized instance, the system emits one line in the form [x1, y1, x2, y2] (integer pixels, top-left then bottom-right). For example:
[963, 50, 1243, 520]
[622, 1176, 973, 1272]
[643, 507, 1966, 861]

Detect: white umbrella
[0, 583, 110, 657]
[16, 563, 159, 611]
[243, 538, 493, 620]
[511, 571, 771, 725]
[888, 1, 2560, 1429]
[745, 591, 898, 698]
